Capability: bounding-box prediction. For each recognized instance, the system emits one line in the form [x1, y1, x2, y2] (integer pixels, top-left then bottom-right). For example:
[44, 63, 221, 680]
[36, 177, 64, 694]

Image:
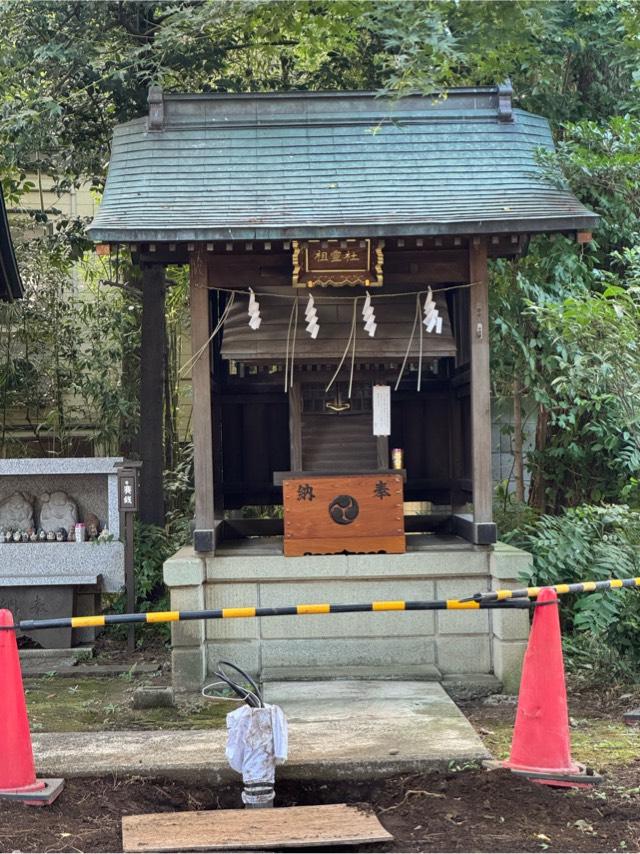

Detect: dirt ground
[0, 766, 639, 853]
[1, 681, 639, 852]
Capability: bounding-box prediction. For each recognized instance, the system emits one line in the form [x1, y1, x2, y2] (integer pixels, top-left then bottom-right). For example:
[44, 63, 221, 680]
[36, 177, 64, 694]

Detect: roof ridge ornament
[148, 85, 164, 131]
[497, 80, 514, 123]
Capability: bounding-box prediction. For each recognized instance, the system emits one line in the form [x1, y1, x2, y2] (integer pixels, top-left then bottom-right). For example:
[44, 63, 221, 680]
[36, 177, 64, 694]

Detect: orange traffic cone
[503, 587, 600, 787]
[0, 609, 64, 804]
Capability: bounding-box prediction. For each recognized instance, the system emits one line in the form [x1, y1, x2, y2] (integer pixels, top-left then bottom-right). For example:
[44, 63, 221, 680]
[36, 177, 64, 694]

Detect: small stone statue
[38, 529, 47, 542]
[39, 491, 78, 535]
[29, 529, 38, 543]
[84, 512, 101, 540]
[4, 530, 13, 543]
[20, 530, 29, 543]
[46, 530, 56, 542]
[55, 527, 67, 542]
[67, 525, 75, 542]
[12, 530, 21, 543]
[0, 492, 34, 532]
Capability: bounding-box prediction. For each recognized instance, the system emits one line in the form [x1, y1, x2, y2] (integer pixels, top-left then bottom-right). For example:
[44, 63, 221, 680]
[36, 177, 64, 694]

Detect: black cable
[214, 659, 264, 708]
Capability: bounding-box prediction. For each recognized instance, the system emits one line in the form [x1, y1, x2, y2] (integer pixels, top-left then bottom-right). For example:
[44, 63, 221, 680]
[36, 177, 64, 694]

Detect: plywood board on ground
[122, 803, 392, 852]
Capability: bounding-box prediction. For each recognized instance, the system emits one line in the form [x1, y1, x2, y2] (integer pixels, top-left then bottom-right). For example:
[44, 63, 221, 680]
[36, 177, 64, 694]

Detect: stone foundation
[163, 539, 532, 693]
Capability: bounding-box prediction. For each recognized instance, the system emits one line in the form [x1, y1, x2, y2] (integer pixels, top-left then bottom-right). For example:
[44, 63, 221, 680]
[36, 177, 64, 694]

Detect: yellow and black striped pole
[1, 597, 534, 633]
[465, 575, 640, 604]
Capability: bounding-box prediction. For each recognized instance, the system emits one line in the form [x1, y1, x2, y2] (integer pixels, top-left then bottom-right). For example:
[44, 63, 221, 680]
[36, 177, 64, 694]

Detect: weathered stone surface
[0, 458, 123, 476]
[489, 543, 533, 694]
[435, 578, 490, 634]
[132, 686, 175, 709]
[437, 635, 492, 674]
[490, 542, 533, 581]
[205, 641, 260, 681]
[205, 583, 260, 640]
[170, 585, 206, 647]
[442, 674, 502, 702]
[258, 579, 436, 639]
[204, 548, 491, 583]
[172, 647, 206, 692]
[0, 542, 123, 592]
[165, 541, 533, 692]
[33, 681, 490, 782]
[492, 640, 528, 694]
[1, 585, 73, 649]
[261, 637, 436, 673]
[164, 548, 206, 587]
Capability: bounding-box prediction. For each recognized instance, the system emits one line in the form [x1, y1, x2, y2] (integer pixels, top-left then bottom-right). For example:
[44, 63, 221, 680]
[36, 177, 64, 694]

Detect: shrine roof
[0, 186, 22, 300]
[88, 86, 598, 243]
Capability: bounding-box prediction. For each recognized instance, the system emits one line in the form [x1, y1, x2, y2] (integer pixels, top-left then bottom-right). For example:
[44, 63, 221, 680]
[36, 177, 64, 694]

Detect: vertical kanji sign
[116, 461, 142, 652]
[118, 469, 139, 512]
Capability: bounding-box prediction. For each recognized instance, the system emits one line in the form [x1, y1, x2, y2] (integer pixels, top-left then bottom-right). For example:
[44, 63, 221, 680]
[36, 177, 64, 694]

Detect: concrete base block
[2, 585, 73, 649]
[205, 641, 261, 679]
[132, 686, 175, 709]
[493, 640, 528, 694]
[262, 664, 441, 681]
[489, 542, 532, 694]
[164, 540, 533, 692]
[437, 636, 491, 674]
[442, 674, 502, 702]
[170, 585, 205, 648]
[171, 647, 205, 692]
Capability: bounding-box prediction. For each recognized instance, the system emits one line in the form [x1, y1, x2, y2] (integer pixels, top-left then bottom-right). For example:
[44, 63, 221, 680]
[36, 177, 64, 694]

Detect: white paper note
[373, 384, 391, 436]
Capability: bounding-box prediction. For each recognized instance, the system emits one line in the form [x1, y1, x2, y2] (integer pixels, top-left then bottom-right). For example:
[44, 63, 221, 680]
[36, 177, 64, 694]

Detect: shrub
[506, 504, 640, 680]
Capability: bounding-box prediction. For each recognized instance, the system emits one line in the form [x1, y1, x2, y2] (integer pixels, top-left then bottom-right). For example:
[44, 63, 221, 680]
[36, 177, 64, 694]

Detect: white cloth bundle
[226, 704, 288, 785]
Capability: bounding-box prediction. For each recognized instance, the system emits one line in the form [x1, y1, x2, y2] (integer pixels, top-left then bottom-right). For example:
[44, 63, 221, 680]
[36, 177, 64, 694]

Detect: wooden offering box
[281, 472, 405, 556]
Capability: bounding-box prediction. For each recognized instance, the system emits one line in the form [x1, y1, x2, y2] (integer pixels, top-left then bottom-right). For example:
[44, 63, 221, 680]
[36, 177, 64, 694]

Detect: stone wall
[164, 542, 532, 694]
[491, 399, 536, 498]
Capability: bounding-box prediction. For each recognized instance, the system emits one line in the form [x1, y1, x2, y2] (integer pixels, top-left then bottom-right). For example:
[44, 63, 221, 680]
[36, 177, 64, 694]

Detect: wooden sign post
[117, 461, 142, 652]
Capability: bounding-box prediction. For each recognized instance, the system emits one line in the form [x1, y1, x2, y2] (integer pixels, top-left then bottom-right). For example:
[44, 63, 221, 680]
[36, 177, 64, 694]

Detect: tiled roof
[88, 88, 598, 243]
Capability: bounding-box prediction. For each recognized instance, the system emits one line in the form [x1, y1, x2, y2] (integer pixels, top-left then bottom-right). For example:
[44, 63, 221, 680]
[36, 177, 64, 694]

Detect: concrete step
[33, 680, 490, 781]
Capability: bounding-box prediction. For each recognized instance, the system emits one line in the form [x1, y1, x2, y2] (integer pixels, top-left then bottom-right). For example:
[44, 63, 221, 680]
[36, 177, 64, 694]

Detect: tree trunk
[120, 272, 142, 459]
[512, 379, 525, 503]
[528, 403, 548, 512]
[139, 264, 166, 526]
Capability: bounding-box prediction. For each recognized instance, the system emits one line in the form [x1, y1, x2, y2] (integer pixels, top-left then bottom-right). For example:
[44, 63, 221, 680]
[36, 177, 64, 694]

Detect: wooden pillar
[139, 264, 166, 526]
[189, 247, 216, 550]
[469, 238, 492, 525]
[288, 382, 303, 471]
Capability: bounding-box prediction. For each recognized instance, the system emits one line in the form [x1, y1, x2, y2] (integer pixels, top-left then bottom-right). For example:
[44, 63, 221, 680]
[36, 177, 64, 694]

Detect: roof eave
[87, 212, 600, 245]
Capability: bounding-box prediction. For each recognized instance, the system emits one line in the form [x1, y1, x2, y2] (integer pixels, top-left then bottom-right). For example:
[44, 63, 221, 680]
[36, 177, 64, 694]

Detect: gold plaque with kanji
[292, 239, 384, 287]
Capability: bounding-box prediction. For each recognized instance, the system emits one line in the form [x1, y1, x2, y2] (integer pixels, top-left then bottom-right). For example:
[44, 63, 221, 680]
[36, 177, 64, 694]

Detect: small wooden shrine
[89, 85, 597, 553]
[89, 86, 597, 690]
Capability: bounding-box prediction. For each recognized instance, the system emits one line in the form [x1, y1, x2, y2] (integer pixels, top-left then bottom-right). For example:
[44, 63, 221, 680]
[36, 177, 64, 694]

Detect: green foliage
[1, 3, 639, 645]
[508, 504, 640, 678]
[0, 234, 140, 456]
[133, 520, 174, 611]
[526, 286, 640, 507]
[491, 112, 640, 511]
[164, 441, 194, 545]
[493, 480, 539, 537]
[110, 518, 187, 644]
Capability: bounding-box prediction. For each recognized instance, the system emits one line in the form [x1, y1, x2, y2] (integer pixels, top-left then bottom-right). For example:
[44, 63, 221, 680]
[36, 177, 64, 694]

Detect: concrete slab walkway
[32, 681, 490, 783]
